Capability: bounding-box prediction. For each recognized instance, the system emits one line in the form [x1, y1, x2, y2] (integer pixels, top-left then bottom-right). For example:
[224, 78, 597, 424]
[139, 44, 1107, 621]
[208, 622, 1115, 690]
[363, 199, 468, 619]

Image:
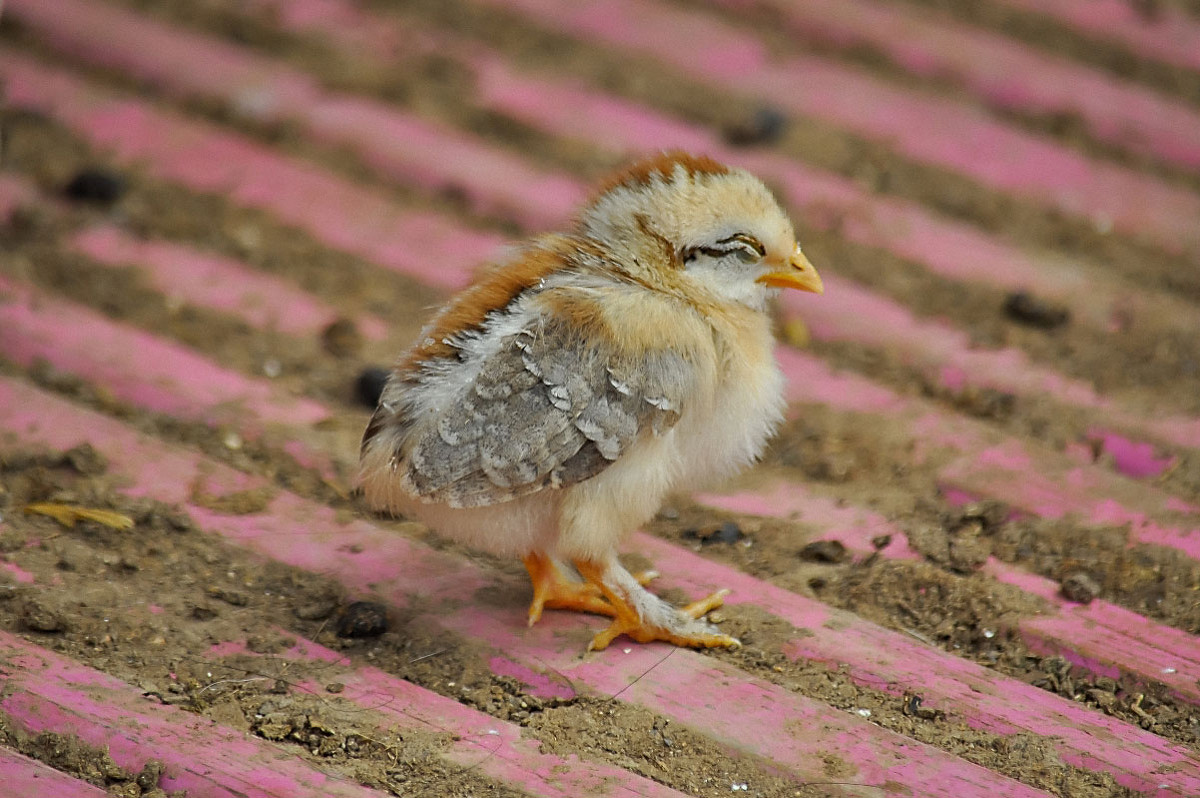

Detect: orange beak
[756, 245, 824, 294]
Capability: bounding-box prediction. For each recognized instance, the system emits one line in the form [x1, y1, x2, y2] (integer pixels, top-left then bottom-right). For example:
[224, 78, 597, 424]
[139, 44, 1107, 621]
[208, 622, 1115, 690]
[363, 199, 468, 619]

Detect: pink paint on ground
[1088, 429, 1177, 479]
[7, 0, 584, 233]
[0, 276, 328, 429]
[0, 52, 502, 291]
[0, 632, 392, 798]
[480, 0, 1200, 257]
[1, 559, 36, 584]
[2, 379, 1195, 794]
[205, 637, 680, 797]
[0, 381, 1056, 796]
[71, 225, 387, 340]
[488, 656, 577, 700]
[940, 442, 1200, 559]
[720, 0, 1200, 173]
[998, 0, 1200, 73]
[0, 749, 107, 797]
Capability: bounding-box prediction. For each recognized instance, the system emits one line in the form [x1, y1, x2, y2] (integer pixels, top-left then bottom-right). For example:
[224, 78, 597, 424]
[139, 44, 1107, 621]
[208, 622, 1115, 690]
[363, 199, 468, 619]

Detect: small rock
[870, 534, 893, 551]
[206, 586, 249, 606]
[723, 107, 788, 147]
[336, 600, 389, 638]
[1060, 572, 1101, 604]
[355, 367, 391, 408]
[798, 539, 848, 563]
[685, 521, 743, 545]
[1003, 291, 1069, 329]
[191, 603, 218, 621]
[21, 596, 67, 632]
[294, 596, 338, 621]
[325, 682, 345, 694]
[63, 168, 126, 204]
[321, 317, 364, 357]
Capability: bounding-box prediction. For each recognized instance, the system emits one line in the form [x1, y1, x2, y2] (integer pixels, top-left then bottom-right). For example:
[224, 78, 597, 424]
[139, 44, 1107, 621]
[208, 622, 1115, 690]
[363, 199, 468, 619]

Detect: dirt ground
[1, 0, 1199, 796]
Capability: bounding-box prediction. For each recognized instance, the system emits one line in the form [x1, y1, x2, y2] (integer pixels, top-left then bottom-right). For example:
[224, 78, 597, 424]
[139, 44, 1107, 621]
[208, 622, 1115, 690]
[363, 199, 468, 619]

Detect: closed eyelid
[716, 233, 765, 255]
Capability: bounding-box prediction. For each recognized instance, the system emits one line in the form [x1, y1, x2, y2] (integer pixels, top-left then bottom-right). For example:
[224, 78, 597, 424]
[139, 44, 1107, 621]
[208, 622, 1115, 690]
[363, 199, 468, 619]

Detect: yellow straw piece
[23, 502, 135, 531]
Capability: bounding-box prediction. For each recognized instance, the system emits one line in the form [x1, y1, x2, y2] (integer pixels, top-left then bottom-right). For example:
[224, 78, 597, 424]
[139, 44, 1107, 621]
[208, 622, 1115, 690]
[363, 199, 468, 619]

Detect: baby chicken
[360, 153, 822, 651]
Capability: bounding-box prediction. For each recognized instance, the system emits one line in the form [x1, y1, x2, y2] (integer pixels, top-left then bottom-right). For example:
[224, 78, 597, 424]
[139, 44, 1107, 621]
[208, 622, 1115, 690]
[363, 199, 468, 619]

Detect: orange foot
[523, 552, 657, 626]
[574, 559, 740, 651]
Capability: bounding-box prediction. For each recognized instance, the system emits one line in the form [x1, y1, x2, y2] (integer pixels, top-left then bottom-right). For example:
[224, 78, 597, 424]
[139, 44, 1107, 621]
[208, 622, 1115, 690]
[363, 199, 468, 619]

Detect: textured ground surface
[1, 0, 1199, 796]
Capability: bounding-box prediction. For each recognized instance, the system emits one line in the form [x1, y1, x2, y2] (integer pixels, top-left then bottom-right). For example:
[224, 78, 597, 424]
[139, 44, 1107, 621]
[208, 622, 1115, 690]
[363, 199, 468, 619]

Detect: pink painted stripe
[699, 478, 1200, 712]
[0, 52, 502, 291]
[0, 748, 108, 797]
[0, 275, 328, 430]
[773, 348, 1200, 560]
[479, 0, 1200, 257]
[0, 380, 1056, 797]
[0, 632, 395, 798]
[70, 225, 388, 340]
[204, 637, 686, 798]
[716, 0, 1200, 173]
[782, 278, 1200, 452]
[939, 441, 1200, 559]
[6, 0, 584, 232]
[998, 0, 1200, 74]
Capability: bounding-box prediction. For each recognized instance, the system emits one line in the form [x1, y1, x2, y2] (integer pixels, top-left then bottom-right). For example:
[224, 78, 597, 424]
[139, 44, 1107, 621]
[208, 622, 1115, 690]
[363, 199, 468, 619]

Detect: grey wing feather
[404, 318, 690, 507]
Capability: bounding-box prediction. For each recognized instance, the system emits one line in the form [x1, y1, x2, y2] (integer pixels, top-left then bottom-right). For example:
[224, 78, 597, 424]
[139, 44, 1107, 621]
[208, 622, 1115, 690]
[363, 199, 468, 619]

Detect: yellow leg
[574, 559, 740, 651]
[524, 553, 658, 627]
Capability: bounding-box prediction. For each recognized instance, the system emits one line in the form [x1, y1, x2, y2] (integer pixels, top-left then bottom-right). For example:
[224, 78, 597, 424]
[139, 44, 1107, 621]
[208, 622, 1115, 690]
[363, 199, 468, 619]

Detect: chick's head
[579, 152, 823, 309]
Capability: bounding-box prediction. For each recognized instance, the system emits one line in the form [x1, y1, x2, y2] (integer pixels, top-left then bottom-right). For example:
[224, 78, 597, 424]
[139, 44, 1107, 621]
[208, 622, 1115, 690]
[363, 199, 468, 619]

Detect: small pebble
[1003, 291, 1069, 329]
[321, 317, 364, 357]
[356, 367, 391, 408]
[1060, 571, 1101, 604]
[870, 534, 893, 551]
[336, 600, 389, 638]
[685, 521, 744, 545]
[63, 167, 126, 204]
[325, 682, 345, 693]
[723, 107, 787, 147]
[798, 539, 848, 563]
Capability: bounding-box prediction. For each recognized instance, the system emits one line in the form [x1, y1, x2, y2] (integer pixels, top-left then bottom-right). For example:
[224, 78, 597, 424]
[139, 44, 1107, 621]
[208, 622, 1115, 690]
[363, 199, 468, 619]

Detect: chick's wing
[402, 311, 692, 508]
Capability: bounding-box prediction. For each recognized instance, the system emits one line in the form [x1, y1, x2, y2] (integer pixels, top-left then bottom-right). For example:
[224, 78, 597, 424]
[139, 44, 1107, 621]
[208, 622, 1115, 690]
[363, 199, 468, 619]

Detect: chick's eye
[682, 233, 765, 266]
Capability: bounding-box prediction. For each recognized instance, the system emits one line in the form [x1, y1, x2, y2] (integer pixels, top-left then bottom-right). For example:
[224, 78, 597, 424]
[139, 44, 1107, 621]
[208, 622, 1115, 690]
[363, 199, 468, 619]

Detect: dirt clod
[1060, 571, 1102, 604]
[1003, 291, 1070, 329]
[20, 594, 69, 632]
[336, 600, 389, 638]
[63, 168, 126, 204]
[798, 539, 848, 563]
[722, 106, 788, 147]
[321, 317, 364, 357]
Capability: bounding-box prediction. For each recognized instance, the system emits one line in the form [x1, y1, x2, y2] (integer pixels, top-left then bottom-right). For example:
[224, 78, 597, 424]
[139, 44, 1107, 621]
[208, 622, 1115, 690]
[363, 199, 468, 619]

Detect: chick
[361, 153, 823, 650]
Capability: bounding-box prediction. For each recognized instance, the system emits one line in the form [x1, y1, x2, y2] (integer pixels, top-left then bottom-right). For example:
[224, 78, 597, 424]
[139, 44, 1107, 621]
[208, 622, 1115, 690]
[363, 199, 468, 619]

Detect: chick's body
[361, 153, 822, 650]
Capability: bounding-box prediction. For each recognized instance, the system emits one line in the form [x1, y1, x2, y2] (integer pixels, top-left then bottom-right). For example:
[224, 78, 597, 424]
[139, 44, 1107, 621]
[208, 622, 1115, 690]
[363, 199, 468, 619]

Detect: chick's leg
[573, 557, 739, 651]
[524, 553, 659, 626]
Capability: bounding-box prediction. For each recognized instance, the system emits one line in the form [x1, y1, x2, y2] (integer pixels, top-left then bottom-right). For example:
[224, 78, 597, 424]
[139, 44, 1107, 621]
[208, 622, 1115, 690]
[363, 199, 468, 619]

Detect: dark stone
[723, 107, 788, 147]
[336, 600, 389, 638]
[685, 521, 744, 545]
[63, 168, 126, 204]
[799, 539, 848, 563]
[1003, 291, 1069, 329]
[356, 367, 391, 409]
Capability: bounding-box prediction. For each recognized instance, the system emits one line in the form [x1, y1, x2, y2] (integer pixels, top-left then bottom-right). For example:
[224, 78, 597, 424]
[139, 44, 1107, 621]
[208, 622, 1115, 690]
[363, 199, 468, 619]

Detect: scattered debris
[684, 521, 744, 545]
